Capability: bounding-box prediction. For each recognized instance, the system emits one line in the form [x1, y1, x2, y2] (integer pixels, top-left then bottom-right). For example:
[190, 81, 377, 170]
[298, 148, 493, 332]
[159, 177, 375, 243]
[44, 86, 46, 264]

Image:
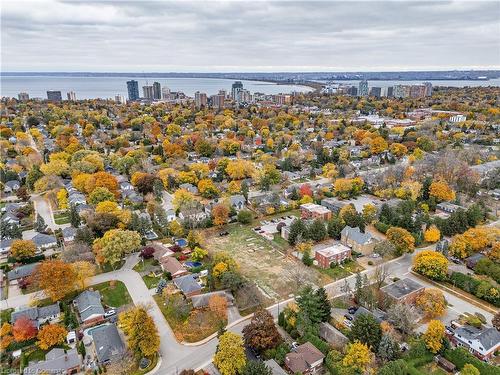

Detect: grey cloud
[1, 0, 499, 71]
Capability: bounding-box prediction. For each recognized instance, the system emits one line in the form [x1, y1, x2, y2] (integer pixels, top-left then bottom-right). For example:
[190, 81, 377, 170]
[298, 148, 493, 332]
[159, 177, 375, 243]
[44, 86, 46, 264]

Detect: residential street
[31, 194, 70, 231]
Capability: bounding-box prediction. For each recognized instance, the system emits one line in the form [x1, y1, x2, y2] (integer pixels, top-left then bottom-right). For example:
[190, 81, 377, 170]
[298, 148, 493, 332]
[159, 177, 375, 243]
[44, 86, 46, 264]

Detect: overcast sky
[2, 0, 500, 72]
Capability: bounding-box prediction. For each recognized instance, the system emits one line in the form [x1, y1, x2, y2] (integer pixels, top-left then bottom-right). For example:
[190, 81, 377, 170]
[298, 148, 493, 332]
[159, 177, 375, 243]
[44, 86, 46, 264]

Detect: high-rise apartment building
[231, 81, 243, 100]
[143, 85, 154, 100]
[67, 91, 76, 101]
[273, 94, 292, 105]
[423, 82, 433, 97]
[410, 85, 426, 98]
[386, 87, 394, 98]
[393, 85, 411, 98]
[369, 87, 382, 98]
[358, 80, 369, 96]
[210, 93, 225, 110]
[18, 92, 29, 101]
[347, 86, 358, 96]
[126, 80, 139, 100]
[236, 89, 252, 103]
[47, 90, 62, 102]
[115, 94, 126, 104]
[162, 87, 171, 100]
[194, 91, 207, 108]
[153, 82, 162, 100]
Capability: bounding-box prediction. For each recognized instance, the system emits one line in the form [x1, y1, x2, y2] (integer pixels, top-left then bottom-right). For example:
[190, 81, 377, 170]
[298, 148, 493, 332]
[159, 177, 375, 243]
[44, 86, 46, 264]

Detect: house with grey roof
[4, 180, 20, 193]
[380, 278, 425, 304]
[191, 291, 234, 309]
[264, 359, 288, 375]
[179, 183, 198, 195]
[1, 212, 20, 226]
[0, 238, 13, 254]
[23, 348, 82, 375]
[451, 325, 500, 360]
[32, 233, 58, 249]
[173, 274, 202, 297]
[229, 195, 246, 211]
[11, 303, 60, 328]
[62, 227, 77, 243]
[74, 290, 105, 324]
[7, 263, 38, 283]
[68, 192, 86, 206]
[340, 226, 377, 255]
[91, 324, 125, 364]
[353, 306, 385, 323]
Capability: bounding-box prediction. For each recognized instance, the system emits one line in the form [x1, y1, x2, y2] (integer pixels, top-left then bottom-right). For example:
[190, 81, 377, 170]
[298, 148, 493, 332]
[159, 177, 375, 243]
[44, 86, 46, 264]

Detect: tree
[118, 306, 160, 357]
[56, 188, 68, 209]
[208, 294, 228, 320]
[424, 225, 441, 243]
[72, 261, 95, 290]
[493, 311, 500, 330]
[377, 334, 400, 362]
[212, 204, 229, 226]
[429, 180, 456, 202]
[243, 309, 282, 352]
[241, 361, 272, 375]
[10, 239, 36, 260]
[424, 320, 445, 353]
[191, 247, 208, 261]
[12, 316, 37, 342]
[342, 341, 373, 373]
[69, 204, 81, 227]
[386, 227, 415, 255]
[288, 219, 306, 245]
[35, 213, 47, 232]
[237, 210, 253, 224]
[362, 203, 378, 224]
[349, 313, 382, 351]
[377, 359, 409, 375]
[296, 285, 323, 325]
[93, 229, 141, 267]
[37, 324, 67, 350]
[373, 264, 389, 289]
[213, 332, 246, 375]
[198, 179, 219, 198]
[32, 260, 76, 302]
[461, 364, 480, 375]
[308, 219, 327, 242]
[334, 177, 364, 199]
[315, 287, 331, 322]
[187, 230, 202, 249]
[415, 289, 446, 319]
[172, 189, 195, 211]
[327, 216, 344, 239]
[412, 250, 448, 281]
[385, 303, 419, 334]
[88, 187, 115, 205]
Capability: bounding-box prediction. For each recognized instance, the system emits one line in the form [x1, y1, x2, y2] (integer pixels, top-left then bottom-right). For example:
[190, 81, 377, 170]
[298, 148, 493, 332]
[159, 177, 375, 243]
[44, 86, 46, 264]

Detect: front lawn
[0, 308, 13, 324]
[92, 281, 132, 308]
[315, 260, 363, 281]
[133, 258, 157, 273]
[142, 274, 162, 289]
[53, 212, 70, 225]
[25, 348, 46, 363]
[153, 294, 225, 343]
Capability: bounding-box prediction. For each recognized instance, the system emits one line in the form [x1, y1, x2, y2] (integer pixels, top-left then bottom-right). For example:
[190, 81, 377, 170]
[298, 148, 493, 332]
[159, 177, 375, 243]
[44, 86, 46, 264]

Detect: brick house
[380, 278, 425, 304]
[300, 203, 332, 221]
[340, 226, 377, 255]
[315, 244, 351, 269]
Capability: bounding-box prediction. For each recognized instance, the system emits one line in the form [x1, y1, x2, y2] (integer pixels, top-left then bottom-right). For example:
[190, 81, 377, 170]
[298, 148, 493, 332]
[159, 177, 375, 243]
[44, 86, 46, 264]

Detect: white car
[104, 309, 116, 318]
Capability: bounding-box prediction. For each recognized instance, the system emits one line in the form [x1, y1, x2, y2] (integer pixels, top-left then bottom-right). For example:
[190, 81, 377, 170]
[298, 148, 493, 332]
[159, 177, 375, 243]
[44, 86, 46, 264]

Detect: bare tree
[386, 303, 419, 334]
[373, 264, 390, 289]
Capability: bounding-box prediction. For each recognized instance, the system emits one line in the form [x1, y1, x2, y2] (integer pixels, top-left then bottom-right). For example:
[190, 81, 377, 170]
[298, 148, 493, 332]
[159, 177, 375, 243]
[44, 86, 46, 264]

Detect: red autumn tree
[12, 316, 37, 342]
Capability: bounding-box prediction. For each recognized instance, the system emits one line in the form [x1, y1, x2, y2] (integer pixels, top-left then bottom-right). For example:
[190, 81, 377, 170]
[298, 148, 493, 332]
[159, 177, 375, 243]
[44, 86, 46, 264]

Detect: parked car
[347, 306, 358, 314]
[343, 319, 353, 328]
[344, 314, 353, 321]
[104, 309, 116, 318]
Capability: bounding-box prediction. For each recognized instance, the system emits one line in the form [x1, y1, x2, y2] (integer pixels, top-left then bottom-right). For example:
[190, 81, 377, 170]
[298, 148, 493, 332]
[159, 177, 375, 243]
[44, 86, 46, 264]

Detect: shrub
[301, 333, 330, 355]
[374, 221, 390, 234]
[237, 210, 253, 224]
[444, 348, 499, 375]
[140, 246, 155, 259]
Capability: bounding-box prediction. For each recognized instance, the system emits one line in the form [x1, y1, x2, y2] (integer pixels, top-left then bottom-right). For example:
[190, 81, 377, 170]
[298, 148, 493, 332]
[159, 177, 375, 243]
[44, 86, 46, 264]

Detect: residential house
[191, 291, 234, 309]
[315, 244, 351, 269]
[436, 202, 464, 214]
[229, 195, 246, 211]
[91, 324, 125, 364]
[264, 359, 288, 375]
[68, 192, 86, 206]
[11, 303, 61, 328]
[465, 253, 486, 270]
[300, 203, 332, 221]
[179, 183, 199, 195]
[165, 209, 176, 222]
[62, 227, 77, 243]
[7, 263, 38, 284]
[320, 197, 346, 213]
[32, 233, 58, 250]
[4, 180, 21, 193]
[0, 238, 13, 255]
[160, 256, 189, 278]
[119, 181, 134, 192]
[451, 325, 500, 360]
[380, 278, 425, 304]
[23, 348, 82, 375]
[74, 290, 105, 325]
[179, 208, 209, 223]
[285, 342, 325, 374]
[173, 274, 202, 297]
[319, 322, 349, 347]
[1, 211, 20, 226]
[340, 226, 377, 255]
[353, 306, 385, 323]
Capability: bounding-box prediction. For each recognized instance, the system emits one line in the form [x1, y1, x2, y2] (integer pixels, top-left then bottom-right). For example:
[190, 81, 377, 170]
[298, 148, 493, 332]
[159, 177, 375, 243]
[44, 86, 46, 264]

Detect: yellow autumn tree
[342, 341, 373, 373]
[412, 250, 448, 281]
[424, 320, 445, 353]
[56, 189, 68, 210]
[424, 225, 441, 243]
[213, 332, 246, 375]
[429, 180, 456, 202]
[37, 324, 67, 350]
[416, 289, 447, 319]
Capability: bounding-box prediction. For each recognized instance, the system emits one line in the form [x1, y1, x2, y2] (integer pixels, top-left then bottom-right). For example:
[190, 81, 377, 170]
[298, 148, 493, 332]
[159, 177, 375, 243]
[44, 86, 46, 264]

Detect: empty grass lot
[92, 281, 132, 308]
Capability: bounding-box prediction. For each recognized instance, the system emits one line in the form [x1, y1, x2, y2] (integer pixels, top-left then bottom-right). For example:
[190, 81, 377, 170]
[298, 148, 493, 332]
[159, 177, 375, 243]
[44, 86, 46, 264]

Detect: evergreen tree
[288, 219, 306, 245]
[241, 361, 271, 375]
[354, 272, 363, 304]
[349, 313, 382, 351]
[327, 216, 344, 239]
[296, 285, 323, 325]
[35, 214, 47, 232]
[241, 181, 249, 202]
[315, 287, 331, 322]
[378, 334, 400, 362]
[309, 219, 327, 242]
[69, 205, 81, 228]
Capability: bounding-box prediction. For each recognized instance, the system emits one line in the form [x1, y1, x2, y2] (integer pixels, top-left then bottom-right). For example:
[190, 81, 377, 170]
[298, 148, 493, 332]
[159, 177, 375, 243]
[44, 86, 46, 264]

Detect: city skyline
[2, 0, 499, 72]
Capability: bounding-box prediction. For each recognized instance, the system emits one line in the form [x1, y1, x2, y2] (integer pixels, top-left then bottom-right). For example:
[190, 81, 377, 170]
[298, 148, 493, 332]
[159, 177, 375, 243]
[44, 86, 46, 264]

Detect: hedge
[449, 271, 500, 307]
[444, 348, 500, 375]
[300, 333, 330, 355]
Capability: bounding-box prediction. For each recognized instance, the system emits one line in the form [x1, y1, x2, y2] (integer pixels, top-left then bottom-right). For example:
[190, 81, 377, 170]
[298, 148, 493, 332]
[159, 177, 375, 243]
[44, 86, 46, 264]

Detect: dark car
[347, 306, 358, 314]
[344, 314, 354, 321]
[219, 231, 229, 236]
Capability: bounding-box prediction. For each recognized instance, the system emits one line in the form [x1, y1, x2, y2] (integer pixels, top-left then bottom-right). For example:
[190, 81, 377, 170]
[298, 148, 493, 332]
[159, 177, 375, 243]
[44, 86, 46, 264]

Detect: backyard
[92, 281, 132, 308]
[53, 211, 70, 225]
[203, 222, 330, 301]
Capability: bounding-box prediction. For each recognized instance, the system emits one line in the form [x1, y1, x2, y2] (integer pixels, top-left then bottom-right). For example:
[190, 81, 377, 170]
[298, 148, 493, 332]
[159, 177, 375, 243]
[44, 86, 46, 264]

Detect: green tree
[93, 229, 141, 267]
[315, 287, 331, 322]
[88, 187, 115, 205]
[460, 364, 480, 375]
[327, 215, 345, 239]
[377, 359, 408, 375]
[241, 361, 271, 375]
[377, 334, 400, 362]
[349, 313, 382, 351]
[288, 219, 306, 245]
[309, 219, 327, 242]
[69, 205, 81, 228]
[237, 210, 253, 224]
[296, 285, 323, 325]
[35, 214, 47, 232]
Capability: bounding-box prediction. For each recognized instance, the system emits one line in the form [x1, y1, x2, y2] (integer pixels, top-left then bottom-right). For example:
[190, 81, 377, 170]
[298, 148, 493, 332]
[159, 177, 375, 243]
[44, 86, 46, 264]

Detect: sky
[2, 0, 500, 72]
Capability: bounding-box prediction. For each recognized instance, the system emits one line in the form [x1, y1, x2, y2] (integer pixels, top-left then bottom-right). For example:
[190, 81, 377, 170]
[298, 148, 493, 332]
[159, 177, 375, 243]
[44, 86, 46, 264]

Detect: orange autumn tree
[31, 260, 77, 302]
[12, 316, 37, 342]
[212, 204, 229, 226]
[208, 294, 228, 320]
[429, 180, 456, 202]
[37, 324, 68, 350]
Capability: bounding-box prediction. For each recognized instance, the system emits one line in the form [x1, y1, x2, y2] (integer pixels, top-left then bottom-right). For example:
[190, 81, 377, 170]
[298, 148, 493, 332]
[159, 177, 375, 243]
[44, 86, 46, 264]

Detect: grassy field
[133, 258, 156, 273]
[53, 212, 70, 225]
[315, 260, 363, 281]
[416, 363, 448, 375]
[92, 281, 132, 308]
[204, 222, 328, 301]
[142, 274, 162, 289]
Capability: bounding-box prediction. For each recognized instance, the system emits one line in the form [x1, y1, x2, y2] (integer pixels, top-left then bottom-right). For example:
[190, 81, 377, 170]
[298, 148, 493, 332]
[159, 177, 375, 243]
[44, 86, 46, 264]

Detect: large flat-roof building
[380, 278, 425, 304]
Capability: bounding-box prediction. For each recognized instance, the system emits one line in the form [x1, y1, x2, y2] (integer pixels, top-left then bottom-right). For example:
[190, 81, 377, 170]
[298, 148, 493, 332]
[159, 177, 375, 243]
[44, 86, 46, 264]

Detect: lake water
[0, 75, 313, 100]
